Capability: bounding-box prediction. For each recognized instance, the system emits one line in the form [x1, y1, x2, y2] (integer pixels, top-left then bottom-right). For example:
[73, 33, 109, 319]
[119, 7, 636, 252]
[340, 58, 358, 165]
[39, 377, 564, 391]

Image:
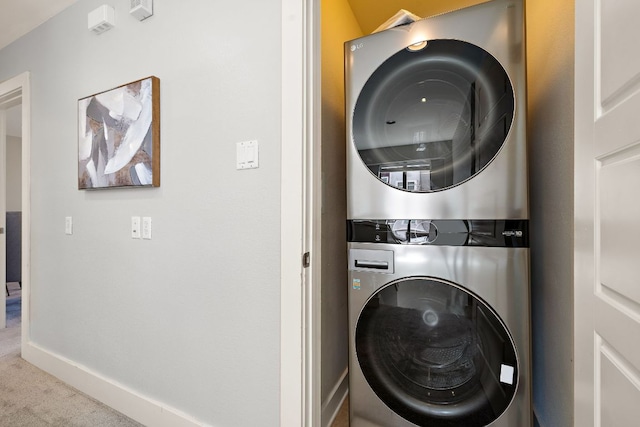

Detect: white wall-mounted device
[236, 140, 260, 170]
[88, 5, 115, 35]
[130, 0, 153, 21]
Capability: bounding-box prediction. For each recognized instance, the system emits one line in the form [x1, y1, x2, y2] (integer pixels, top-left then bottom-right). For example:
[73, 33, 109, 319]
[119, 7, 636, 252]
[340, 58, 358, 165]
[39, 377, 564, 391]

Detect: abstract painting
[78, 76, 160, 189]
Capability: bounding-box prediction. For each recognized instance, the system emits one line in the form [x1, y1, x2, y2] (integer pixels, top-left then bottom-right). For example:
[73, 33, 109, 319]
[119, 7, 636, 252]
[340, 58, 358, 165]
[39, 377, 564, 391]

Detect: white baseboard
[322, 368, 348, 427]
[22, 341, 204, 427]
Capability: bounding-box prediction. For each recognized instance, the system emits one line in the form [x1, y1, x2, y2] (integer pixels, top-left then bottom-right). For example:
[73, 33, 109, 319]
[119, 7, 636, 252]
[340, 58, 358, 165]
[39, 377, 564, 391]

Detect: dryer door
[355, 277, 518, 426]
[352, 39, 514, 192]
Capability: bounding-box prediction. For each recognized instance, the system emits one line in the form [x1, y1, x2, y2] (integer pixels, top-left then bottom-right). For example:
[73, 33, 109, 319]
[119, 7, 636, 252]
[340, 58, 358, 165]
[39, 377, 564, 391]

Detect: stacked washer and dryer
[345, 1, 531, 426]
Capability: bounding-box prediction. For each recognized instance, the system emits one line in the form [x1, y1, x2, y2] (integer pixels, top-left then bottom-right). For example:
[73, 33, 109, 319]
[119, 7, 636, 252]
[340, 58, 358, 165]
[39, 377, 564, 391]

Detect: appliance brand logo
[502, 230, 523, 238]
[351, 42, 364, 52]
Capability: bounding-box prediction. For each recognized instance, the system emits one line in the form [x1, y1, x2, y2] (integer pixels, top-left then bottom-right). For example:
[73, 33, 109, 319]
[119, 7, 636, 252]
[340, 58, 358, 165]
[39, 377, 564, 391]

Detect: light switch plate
[65, 217, 73, 235]
[236, 140, 259, 170]
[132, 216, 141, 239]
[142, 217, 152, 239]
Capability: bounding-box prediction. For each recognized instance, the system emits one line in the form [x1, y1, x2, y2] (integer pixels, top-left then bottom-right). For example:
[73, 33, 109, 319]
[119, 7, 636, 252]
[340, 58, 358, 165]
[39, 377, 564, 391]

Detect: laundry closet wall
[526, 0, 575, 426]
[319, 1, 361, 424]
[0, 0, 282, 425]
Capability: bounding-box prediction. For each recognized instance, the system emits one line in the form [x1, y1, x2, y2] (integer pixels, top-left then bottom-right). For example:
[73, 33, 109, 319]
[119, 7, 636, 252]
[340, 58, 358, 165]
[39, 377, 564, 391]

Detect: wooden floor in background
[331, 397, 349, 427]
[330, 396, 541, 427]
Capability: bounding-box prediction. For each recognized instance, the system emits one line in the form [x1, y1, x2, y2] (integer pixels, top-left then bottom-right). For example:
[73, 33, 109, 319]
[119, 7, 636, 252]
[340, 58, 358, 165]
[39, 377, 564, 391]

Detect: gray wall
[526, 0, 575, 426]
[0, 1, 282, 425]
[6, 135, 21, 211]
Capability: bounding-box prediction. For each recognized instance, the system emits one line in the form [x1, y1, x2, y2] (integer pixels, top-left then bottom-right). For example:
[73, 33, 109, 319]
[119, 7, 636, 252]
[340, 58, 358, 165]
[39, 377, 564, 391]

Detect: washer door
[352, 39, 514, 192]
[356, 278, 518, 426]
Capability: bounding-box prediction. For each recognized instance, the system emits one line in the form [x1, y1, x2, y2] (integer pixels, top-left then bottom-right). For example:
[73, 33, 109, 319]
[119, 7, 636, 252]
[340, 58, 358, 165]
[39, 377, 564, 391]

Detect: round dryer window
[352, 39, 514, 192]
[355, 278, 518, 427]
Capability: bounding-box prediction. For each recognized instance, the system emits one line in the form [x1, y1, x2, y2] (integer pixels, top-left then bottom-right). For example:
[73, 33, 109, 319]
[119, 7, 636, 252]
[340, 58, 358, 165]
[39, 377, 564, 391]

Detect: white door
[575, 1, 640, 425]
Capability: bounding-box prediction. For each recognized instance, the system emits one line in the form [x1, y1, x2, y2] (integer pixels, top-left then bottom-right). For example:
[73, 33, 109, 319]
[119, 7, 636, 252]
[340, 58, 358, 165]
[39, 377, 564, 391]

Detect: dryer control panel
[347, 219, 529, 247]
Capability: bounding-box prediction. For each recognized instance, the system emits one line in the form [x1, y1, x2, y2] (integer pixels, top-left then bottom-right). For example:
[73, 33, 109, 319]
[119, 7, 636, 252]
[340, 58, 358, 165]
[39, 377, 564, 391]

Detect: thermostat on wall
[130, 0, 153, 21]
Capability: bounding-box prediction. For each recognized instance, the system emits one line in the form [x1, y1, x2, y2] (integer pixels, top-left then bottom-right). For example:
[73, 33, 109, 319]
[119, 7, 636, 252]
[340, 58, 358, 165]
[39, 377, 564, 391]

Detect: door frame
[280, 0, 321, 426]
[0, 72, 31, 346]
[0, 89, 6, 329]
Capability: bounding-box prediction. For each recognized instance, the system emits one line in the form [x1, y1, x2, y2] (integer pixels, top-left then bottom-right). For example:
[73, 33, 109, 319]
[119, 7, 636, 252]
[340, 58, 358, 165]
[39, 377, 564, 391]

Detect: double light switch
[236, 140, 259, 169]
[132, 217, 152, 239]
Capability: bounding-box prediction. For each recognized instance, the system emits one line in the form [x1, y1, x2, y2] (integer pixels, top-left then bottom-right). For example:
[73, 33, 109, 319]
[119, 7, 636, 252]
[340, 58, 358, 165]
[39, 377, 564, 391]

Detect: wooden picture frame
[78, 76, 160, 189]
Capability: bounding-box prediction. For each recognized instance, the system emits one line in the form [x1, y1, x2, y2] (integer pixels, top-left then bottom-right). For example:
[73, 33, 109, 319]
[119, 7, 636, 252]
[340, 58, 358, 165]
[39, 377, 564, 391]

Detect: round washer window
[352, 39, 514, 192]
[355, 278, 518, 426]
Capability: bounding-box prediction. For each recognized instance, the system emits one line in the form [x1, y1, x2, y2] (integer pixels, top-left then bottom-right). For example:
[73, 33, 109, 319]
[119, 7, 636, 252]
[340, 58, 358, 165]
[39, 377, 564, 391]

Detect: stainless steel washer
[347, 220, 531, 426]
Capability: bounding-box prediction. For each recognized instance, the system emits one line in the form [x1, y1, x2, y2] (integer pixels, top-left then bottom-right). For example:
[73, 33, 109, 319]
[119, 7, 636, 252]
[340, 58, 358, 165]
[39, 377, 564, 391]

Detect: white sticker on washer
[500, 364, 515, 385]
[352, 278, 361, 290]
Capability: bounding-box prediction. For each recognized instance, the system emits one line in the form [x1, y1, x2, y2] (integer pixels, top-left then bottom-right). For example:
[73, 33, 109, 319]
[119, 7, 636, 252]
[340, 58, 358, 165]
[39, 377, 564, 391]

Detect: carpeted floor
[0, 282, 142, 426]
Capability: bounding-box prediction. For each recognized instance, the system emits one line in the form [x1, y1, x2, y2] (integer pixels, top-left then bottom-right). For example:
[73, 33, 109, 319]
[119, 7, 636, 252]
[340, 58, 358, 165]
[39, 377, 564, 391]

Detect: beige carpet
[0, 282, 142, 426]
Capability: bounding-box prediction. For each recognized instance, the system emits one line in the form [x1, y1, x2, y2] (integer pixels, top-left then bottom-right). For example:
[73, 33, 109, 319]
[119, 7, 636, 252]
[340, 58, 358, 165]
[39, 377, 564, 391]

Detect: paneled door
[575, 1, 640, 425]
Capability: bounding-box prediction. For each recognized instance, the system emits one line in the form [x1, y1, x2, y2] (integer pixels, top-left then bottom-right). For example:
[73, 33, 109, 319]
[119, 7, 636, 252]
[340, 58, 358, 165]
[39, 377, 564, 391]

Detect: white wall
[0, 1, 282, 425]
[6, 135, 21, 211]
[526, 1, 575, 426]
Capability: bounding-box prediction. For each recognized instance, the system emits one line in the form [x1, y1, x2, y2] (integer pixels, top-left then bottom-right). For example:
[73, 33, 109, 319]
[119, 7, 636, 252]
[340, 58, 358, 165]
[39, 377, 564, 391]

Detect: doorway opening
[5, 101, 22, 331]
[0, 72, 30, 360]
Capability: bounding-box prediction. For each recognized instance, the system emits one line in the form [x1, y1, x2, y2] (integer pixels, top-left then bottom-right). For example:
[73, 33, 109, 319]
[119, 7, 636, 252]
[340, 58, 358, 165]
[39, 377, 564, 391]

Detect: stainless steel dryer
[347, 219, 531, 426]
[345, 0, 527, 220]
